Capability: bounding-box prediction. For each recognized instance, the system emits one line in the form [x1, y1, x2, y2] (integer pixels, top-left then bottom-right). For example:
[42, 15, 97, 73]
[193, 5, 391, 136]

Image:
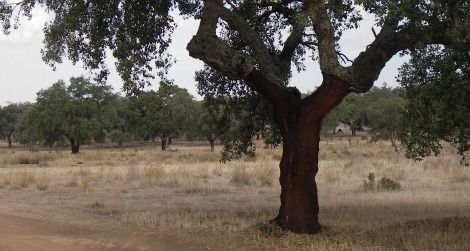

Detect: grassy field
[0, 140, 469, 250]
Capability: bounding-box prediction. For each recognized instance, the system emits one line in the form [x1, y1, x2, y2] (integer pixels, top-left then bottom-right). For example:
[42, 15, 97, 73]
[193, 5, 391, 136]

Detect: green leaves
[25, 76, 117, 148]
[129, 82, 196, 142]
[398, 46, 470, 164]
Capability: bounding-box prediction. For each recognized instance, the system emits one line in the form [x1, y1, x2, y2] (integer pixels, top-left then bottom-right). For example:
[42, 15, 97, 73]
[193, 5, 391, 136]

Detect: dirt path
[0, 213, 199, 251]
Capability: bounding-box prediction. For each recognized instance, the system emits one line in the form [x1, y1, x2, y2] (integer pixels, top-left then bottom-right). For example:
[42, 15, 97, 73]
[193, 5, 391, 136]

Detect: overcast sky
[0, 7, 405, 106]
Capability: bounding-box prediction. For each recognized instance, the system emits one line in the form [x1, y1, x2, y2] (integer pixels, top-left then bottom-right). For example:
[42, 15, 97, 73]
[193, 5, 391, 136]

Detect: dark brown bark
[161, 138, 167, 151]
[70, 139, 80, 154]
[209, 139, 215, 152]
[7, 134, 12, 148]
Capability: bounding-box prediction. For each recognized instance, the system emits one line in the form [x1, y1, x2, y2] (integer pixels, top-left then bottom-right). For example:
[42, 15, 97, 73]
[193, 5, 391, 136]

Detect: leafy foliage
[398, 46, 470, 164]
[129, 82, 196, 148]
[0, 103, 29, 146]
[20, 77, 117, 152]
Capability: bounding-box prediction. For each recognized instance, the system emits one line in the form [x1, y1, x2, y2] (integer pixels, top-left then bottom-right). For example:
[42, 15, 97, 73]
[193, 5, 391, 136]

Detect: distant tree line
[322, 84, 406, 151]
[0, 75, 468, 164]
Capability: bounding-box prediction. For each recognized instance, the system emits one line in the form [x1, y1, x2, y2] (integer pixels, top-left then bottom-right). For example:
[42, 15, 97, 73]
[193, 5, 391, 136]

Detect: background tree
[398, 46, 469, 165]
[196, 67, 280, 161]
[156, 82, 196, 149]
[2, 0, 468, 233]
[0, 103, 29, 147]
[32, 77, 116, 154]
[365, 87, 406, 152]
[107, 97, 134, 148]
[131, 83, 196, 150]
[195, 100, 222, 152]
[15, 105, 40, 152]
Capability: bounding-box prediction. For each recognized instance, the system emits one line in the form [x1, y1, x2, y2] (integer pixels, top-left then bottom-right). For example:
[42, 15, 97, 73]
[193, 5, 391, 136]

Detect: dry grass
[0, 141, 469, 250]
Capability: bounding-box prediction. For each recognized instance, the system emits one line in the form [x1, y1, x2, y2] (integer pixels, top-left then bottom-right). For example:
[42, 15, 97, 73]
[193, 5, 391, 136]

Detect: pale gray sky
[0, 7, 405, 106]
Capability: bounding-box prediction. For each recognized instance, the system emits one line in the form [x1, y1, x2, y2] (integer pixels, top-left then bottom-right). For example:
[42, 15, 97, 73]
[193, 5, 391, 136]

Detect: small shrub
[362, 172, 376, 192]
[377, 177, 401, 191]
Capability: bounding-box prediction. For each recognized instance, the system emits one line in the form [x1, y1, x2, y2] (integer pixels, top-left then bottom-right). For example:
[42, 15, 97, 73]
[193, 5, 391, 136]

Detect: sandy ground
[0, 213, 198, 251]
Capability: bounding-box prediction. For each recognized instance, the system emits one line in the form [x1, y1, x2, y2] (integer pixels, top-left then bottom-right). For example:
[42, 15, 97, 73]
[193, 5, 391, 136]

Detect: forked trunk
[267, 74, 351, 233]
[70, 139, 80, 154]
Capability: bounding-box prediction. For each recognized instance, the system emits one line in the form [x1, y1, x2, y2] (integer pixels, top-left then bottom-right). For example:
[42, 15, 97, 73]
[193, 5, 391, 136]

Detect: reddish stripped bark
[246, 72, 350, 233]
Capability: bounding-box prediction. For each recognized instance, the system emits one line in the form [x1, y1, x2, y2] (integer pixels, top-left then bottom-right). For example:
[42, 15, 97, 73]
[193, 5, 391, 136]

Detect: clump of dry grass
[323, 168, 341, 184]
[230, 166, 253, 186]
[448, 168, 469, 183]
[126, 165, 140, 183]
[140, 165, 166, 186]
[35, 172, 50, 191]
[253, 164, 276, 186]
[212, 165, 223, 177]
[122, 206, 277, 232]
[64, 176, 79, 187]
[10, 170, 35, 189]
[0, 169, 52, 190]
[87, 201, 105, 208]
[3, 152, 58, 166]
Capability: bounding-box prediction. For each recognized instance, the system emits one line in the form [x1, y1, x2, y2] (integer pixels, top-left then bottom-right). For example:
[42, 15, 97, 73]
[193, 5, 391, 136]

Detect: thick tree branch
[187, 0, 255, 79]
[305, 1, 341, 75]
[219, 5, 283, 84]
[188, 0, 291, 113]
[244, 69, 295, 113]
[300, 72, 350, 121]
[280, 16, 307, 63]
[344, 21, 455, 93]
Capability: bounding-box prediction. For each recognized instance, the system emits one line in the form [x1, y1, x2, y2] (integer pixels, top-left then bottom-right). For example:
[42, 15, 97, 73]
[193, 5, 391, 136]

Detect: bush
[362, 172, 376, 192]
[377, 177, 401, 191]
[363, 172, 402, 192]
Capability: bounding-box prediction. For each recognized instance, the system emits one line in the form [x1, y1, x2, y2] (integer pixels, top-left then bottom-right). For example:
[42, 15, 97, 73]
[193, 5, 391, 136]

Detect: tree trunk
[265, 73, 350, 234]
[7, 134, 12, 148]
[168, 137, 172, 145]
[161, 138, 167, 151]
[70, 139, 80, 154]
[274, 119, 322, 233]
[209, 139, 215, 152]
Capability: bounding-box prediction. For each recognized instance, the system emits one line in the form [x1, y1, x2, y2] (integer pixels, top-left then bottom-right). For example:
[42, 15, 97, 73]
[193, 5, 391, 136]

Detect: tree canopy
[26, 77, 117, 153]
[0, 103, 29, 147]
